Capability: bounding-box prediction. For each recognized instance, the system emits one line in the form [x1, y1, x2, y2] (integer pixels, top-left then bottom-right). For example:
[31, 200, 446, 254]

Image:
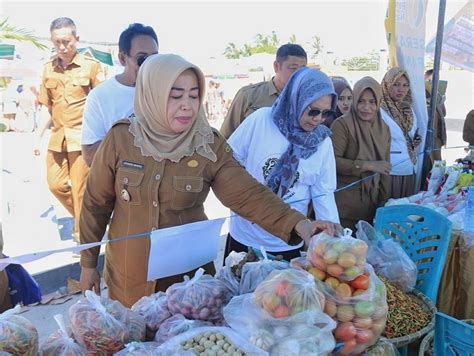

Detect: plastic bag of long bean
[0, 305, 38, 355]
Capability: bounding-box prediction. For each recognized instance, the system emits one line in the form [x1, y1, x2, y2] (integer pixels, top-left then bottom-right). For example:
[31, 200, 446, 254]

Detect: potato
[203, 340, 214, 349]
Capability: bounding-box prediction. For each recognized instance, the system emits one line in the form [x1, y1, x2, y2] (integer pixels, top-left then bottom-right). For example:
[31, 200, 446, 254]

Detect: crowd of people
[0, 16, 472, 312]
[0, 82, 39, 132]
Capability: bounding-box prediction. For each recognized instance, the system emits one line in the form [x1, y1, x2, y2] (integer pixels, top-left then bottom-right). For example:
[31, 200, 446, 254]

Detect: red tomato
[356, 329, 374, 344]
[350, 273, 370, 290]
[339, 338, 357, 354]
[273, 304, 289, 318]
[335, 322, 357, 341]
[275, 280, 290, 297]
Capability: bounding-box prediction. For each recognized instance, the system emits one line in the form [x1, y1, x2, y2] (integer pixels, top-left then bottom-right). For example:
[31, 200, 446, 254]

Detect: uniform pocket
[44, 78, 58, 89]
[116, 168, 145, 206]
[171, 176, 203, 210]
[66, 76, 91, 103]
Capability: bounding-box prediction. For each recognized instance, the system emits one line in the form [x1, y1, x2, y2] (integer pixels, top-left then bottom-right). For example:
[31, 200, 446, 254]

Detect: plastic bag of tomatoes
[224, 293, 336, 354]
[308, 231, 369, 282]
[314, 264, 388, 355]
[239, 248, 289, 294]
[253, 268, 325, 319]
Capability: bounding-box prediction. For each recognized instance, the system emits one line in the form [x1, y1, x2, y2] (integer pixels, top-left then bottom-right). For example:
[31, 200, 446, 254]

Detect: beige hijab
[343, 76, 390, 203]
[381, 67, 416, 164]
[129, 54, 217, 163]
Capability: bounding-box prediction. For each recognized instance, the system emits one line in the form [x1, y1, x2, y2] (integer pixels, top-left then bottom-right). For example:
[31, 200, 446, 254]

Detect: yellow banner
[385, 0, 398, 67]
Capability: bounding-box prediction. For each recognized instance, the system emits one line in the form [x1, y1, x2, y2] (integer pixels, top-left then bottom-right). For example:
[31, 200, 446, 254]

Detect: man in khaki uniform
[463, 109, 474, 146]
[220, 44, 307, 138]
[38, 17, 103, 242]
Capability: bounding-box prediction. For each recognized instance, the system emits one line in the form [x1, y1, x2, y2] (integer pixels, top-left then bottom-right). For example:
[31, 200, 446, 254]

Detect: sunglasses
[307, 106, 335, 120]
[136, 52, 158, 67]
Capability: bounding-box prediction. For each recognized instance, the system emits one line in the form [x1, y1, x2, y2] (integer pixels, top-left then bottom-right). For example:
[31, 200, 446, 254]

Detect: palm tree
[0, 18, 47, 50]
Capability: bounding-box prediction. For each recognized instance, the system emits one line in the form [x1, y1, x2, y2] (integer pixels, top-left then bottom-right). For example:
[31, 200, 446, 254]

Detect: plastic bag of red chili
[40, 314, 87, 355]
[0, 305, 38, 356]
[69, 291, 145, 354]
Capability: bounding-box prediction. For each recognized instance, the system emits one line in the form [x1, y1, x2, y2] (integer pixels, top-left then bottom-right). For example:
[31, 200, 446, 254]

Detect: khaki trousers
[46, 149, 89, 242]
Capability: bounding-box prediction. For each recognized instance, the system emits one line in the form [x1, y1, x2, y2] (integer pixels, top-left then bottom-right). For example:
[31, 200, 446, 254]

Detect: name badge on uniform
[122, 160, 144, 170]
[121, 188, 130, 202]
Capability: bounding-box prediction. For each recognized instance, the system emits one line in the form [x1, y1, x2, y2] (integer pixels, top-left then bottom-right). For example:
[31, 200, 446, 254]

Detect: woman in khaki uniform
[331, 77, 392, 231]
[79, 54, 337, 307]
[0, 226, 12, 312]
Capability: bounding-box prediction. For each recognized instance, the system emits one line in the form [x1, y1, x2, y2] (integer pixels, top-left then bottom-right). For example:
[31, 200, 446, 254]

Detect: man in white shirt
[81, 23, 159, 166]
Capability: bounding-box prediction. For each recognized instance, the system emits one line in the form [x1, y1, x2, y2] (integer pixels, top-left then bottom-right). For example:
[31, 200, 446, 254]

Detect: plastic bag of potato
[155, 326, 268, 355]
[114, 341, 160, 355]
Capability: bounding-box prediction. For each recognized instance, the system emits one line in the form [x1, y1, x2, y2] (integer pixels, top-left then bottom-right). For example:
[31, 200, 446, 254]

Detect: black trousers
[222, 233, 302, 265]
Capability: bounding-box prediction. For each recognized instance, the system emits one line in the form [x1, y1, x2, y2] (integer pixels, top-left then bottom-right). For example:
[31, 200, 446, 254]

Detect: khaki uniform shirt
[331, 116, 391, 228]
[220, 79, 279, 138]
[39, 53, 103, 152]
[0, 225, 11, 312]
[80, 120, 305, 307]
[463, 109, 474, 145]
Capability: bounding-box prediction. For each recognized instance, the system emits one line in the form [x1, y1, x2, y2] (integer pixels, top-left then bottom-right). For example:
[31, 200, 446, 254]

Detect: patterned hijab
[380, 67, 416, 164]
[129, 54, 217, 163]
[266, 67, 336, 197]
[344, 77, 390, 203]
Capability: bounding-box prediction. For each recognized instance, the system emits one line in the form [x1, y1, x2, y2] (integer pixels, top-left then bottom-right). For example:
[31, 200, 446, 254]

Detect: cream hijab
[129, 54, 217, 163]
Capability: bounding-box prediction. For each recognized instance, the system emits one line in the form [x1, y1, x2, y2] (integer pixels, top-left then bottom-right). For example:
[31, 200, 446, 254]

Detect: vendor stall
[438, 230, 474, 319]
[386, 159, 474, 319]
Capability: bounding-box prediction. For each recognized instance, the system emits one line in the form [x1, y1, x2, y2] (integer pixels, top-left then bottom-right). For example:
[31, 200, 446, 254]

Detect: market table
[437, 230, 474, 319]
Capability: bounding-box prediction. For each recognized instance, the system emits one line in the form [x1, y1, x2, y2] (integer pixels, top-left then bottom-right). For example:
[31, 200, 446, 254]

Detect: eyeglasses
[307, 106, 335, 120]
[136, 52, 158, 67]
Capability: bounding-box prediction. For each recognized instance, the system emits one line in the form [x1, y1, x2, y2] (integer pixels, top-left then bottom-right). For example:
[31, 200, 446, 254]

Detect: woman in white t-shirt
[225, 67, 341, 261]
[380, 68, 422, 198]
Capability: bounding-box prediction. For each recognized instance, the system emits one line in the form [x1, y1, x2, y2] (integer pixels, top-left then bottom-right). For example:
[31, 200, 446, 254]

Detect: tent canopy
[0, 44, 15, 59]
[78, 47, 113, 66]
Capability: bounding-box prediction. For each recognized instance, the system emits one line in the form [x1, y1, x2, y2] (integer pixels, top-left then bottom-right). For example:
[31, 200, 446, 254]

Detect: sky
[2, 0, 469, 66]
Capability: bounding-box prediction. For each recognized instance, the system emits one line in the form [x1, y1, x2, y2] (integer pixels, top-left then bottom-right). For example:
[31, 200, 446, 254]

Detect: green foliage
[0, 18, 47, 50]
[341, 51, 380, 71]
[223, 42, 241, 59]
[311, 35, 323, 55]
[223, 31, 282, 59]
